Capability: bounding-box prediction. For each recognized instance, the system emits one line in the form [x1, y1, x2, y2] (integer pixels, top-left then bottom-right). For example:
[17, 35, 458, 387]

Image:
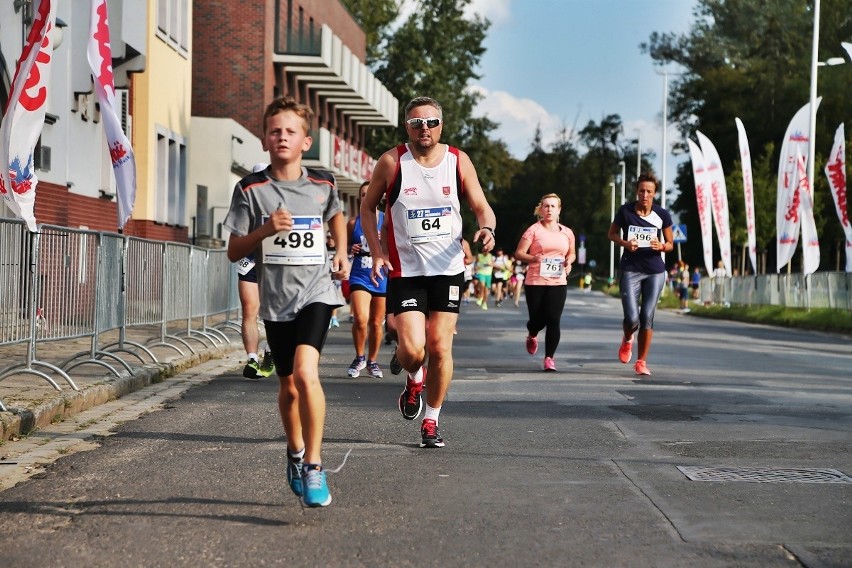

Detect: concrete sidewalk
[0, 325, 245, 442]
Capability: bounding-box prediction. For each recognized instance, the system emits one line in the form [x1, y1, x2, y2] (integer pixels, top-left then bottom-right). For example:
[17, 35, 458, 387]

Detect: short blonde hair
[534, 193, 561, 219]
[263, 96, 313, 135]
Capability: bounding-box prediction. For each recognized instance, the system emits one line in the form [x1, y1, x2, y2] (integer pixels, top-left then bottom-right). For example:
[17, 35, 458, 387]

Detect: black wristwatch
[480, 226, 495, 238]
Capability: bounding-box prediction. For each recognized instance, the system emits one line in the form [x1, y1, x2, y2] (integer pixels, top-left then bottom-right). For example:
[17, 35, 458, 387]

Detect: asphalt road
[0, 289, 850, 567]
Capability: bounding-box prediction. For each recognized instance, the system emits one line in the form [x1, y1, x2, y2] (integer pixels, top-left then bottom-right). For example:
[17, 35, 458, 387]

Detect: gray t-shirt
[223, 167, 343, 322]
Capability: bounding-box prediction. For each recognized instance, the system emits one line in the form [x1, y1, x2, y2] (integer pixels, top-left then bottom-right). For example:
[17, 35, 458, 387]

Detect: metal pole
[619, 161, 626, 204]
[661, 71, 668, 210]
[807, 0, 820, 199]
[635, 129, 641, 179]
[609, 182, 615, 282]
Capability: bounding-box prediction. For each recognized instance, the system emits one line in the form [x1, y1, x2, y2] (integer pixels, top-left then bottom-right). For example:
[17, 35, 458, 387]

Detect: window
[155, 128, 187, 226]
[156, 0, 188, 55]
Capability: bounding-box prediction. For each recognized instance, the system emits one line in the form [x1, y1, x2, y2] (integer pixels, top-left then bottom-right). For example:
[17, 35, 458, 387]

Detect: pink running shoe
[618, 337, 634, 364]
[634, 359, 651, 376]
[543, 357, 556, 372]
[526, 336, 538, 355]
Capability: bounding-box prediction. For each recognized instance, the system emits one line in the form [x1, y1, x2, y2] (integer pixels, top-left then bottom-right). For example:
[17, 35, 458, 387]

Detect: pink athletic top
[520, 222, 575, 286]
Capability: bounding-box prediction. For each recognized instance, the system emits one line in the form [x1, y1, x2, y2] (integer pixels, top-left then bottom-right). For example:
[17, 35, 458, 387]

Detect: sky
[403, 0, 700, 195]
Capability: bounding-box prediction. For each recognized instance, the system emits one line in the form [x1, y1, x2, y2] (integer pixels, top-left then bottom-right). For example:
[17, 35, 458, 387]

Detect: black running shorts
[264, 303, 334, 376]
[387, 273, 464, 315]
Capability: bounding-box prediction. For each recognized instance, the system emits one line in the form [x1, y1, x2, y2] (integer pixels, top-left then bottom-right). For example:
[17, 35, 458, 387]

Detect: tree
[643, 0, 852, 272]
[343, 0, 515, 240]
[358, 0, 492, 157]
[339, 0, 399, 63]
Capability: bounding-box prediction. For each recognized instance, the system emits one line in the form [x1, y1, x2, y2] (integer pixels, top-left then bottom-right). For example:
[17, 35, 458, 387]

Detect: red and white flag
[825, 124, 851, 272]
[88, 0, 136, 229]
[696, 131, 732, 276]
[796, 149, 820, 274]
[0, 0, 57, 232]
[777, 100, 820, 271]
[687, 139, 714, 276]
[735, 118, 758, 274]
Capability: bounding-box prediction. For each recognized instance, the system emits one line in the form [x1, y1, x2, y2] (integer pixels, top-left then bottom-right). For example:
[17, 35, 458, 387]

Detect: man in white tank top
[360, 96, 496, 449]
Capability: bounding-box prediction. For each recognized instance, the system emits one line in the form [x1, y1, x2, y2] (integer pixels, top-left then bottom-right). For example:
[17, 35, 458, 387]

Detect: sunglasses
[406, 117, 442, 129]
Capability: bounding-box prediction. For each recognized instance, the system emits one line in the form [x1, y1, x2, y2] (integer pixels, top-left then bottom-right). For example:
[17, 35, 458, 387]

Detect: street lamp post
[618, 160, 626, 205]
[807, 0, 821, 195]
[635, 128, 641, 179]
[655, 70, 670, 209]
[808, 1, 848, 194]
[609, 182, 616, 282]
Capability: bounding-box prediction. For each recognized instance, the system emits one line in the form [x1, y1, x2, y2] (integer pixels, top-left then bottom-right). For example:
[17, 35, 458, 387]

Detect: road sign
[672, 224, 687, 243]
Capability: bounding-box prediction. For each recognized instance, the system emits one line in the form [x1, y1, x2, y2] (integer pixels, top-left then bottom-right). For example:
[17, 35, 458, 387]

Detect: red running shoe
[398, 369, 425, 420]
[618, 337, 634, 364]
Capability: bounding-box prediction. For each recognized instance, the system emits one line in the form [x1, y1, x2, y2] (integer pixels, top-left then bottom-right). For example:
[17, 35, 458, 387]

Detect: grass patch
[686, 304, 852, 334]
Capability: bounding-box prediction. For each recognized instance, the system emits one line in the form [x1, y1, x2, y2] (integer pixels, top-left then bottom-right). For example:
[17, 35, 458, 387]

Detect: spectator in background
[691, 266, 701, 300]
[678, 262, 690, 311]
[713, 260, 728, 304]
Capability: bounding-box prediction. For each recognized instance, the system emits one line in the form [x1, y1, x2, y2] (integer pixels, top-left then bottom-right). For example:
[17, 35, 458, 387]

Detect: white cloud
[465, 0, 512, 27]
[470, 85, 566, 158]
[396, 0, 512, 28]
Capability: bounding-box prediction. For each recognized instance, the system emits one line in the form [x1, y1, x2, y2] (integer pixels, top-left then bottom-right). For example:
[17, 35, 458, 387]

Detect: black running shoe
[420, 418, 445, 448]
[398, 372, 424, 420]
[243, 359, 261, 379]
[259, 350, 275, 377]
[389, 346, 403, 375]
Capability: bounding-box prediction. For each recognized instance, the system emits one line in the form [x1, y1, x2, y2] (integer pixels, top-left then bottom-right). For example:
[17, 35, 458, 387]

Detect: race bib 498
[262, 216, 325, 265]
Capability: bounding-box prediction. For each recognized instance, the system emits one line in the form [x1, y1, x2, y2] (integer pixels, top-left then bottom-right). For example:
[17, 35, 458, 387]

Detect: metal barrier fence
[699, 272, 852, 310]
[0, 220, 241, 412]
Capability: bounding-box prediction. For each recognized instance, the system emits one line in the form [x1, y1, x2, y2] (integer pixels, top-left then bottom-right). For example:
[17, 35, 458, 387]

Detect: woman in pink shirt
[513, 194, 576, 371]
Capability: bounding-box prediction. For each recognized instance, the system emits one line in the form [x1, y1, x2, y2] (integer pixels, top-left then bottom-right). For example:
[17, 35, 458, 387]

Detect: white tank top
[386, 144, 464, 277]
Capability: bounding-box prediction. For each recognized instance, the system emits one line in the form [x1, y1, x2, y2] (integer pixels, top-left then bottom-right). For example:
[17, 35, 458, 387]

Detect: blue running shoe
[286, 454, 303, 497]
[301, 464, 332, 507]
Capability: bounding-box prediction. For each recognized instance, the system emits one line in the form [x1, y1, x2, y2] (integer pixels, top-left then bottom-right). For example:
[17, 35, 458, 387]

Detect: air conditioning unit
[34, 145, 51, 172]
[116, 88, 132, 140]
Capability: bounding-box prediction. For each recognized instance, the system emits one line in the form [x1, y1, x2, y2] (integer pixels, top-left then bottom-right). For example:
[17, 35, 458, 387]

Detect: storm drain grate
[677, 466, 852, 484]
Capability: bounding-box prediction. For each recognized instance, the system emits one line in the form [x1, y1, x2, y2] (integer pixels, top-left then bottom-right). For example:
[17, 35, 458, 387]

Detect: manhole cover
[677, 466, 852, 484]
